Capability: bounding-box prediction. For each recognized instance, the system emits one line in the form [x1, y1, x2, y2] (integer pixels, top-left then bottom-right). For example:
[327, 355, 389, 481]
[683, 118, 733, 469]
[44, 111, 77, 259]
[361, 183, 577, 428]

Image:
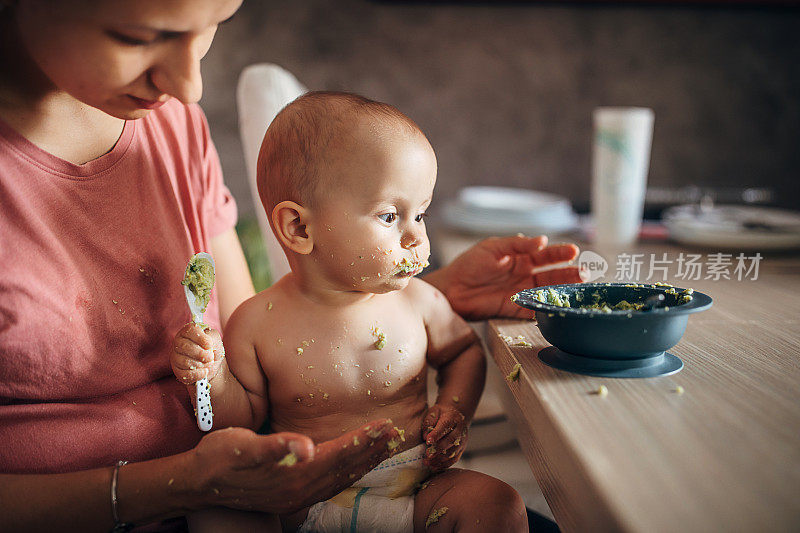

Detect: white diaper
[298, 444, 429, 533]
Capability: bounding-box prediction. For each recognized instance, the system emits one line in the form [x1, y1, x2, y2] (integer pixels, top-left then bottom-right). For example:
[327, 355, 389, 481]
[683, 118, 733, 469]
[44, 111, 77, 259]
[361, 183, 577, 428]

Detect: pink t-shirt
[0, 100, 237, 474]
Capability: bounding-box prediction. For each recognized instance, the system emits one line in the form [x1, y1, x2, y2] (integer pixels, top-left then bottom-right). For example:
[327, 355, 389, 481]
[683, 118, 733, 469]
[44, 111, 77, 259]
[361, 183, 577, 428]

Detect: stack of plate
[663, 204, 800, 250]
[441, 186, 578, 236]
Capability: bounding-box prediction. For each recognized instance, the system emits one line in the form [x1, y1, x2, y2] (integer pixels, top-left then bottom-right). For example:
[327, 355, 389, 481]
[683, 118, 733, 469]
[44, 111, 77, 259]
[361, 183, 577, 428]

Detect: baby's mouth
[392, 257, 430, 277]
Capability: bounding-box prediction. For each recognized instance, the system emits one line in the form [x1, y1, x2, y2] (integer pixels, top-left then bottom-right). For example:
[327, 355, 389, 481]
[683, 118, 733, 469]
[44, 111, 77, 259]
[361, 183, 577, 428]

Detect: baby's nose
[400, 227, 425, 250]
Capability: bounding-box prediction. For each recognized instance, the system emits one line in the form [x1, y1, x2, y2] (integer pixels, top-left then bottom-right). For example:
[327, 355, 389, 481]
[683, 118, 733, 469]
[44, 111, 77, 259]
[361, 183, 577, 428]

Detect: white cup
[591, 107, 654, 247]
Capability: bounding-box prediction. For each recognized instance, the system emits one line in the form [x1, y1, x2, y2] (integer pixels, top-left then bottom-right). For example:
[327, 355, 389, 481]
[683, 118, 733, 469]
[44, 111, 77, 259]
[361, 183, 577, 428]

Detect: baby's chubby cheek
[342, 247, 398, 283]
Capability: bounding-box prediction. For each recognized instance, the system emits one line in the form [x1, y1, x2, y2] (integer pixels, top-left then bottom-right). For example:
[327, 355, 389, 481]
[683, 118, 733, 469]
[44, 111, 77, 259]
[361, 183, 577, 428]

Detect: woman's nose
[150, 37, 206, 104]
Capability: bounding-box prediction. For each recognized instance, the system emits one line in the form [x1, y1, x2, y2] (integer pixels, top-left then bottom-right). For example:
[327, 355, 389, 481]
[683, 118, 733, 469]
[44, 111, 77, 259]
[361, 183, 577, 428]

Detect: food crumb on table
[500, 334, 533, 347]
[596, 385, 608, 397]
[506, 363, 522, 382]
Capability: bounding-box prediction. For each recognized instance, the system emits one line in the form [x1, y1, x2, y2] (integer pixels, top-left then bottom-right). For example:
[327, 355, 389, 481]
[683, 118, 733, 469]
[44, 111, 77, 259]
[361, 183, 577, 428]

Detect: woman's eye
[415, 212, 428, 223]
[107, 30, 154, 46]
[378, 213, 397, 224]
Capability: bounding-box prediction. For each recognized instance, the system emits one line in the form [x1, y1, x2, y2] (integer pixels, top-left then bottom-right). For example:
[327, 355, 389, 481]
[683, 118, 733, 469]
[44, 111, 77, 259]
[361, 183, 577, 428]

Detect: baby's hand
[421, 404, 469, 471]
[170, 322, 225, 386]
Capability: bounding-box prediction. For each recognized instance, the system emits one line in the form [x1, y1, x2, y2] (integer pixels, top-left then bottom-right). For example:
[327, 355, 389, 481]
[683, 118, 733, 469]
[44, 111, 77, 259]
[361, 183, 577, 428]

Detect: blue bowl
[512, 283, 712, 378]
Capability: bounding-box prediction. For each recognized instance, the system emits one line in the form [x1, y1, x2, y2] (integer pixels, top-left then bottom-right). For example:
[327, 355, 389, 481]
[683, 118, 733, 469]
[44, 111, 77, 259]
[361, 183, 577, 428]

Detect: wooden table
[481, 241, 800, 532]
[435, 230, 800, 532]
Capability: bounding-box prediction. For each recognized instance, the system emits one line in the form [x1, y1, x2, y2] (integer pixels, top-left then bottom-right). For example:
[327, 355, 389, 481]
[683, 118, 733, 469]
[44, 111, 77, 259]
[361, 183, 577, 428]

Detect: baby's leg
[413, 469, 528, 532]
[187, 508, 281, 533]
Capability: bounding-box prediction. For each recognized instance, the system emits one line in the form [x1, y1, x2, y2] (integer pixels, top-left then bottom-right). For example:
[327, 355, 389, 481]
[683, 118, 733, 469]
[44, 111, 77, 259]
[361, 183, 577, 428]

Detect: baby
[172, 92, 527, 532]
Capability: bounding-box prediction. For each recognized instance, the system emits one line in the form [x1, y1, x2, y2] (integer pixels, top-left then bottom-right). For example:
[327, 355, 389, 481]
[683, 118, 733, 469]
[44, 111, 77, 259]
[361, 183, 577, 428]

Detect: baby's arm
[170, 299, 269, 430]
[409, 279, 487, 470]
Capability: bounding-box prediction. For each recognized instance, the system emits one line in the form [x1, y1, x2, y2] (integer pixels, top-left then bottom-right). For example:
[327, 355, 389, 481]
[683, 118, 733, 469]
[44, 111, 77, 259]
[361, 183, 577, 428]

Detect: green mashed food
[426, 507, 449, 527]
[394, 258, 430, 275]
[371, 326, 387, 350]
[528, 285, 693, 313]
[277, 452, 298, 467]
[182, 256, 215, 312]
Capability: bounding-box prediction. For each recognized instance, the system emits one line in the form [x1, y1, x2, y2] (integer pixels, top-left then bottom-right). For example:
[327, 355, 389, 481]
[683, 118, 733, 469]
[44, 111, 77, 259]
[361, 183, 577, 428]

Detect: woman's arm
[0, 448, 196, 533]
[210, 228, 256, 328]
[0, 422, 401, 532]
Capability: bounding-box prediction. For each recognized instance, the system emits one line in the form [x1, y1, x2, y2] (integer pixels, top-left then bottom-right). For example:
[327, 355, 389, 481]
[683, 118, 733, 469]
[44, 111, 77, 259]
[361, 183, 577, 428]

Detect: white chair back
[236, 64, 307, 283]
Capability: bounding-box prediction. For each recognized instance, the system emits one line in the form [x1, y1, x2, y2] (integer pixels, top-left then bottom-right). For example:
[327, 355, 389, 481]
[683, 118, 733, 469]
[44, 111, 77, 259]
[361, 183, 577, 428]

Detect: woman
[0, 0, 580, 531]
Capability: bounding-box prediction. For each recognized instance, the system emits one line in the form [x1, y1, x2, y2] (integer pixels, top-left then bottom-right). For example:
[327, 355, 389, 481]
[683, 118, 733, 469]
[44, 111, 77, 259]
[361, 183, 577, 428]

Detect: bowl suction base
[538, 346, 683, 378]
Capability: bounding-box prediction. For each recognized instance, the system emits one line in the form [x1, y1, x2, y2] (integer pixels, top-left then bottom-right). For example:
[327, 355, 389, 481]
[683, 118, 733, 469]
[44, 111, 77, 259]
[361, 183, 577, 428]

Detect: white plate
[663, 204, 800, 251]
[445, 198, 575, 223]
[442, 199, 578, 236]
[459, 186, 572, 214]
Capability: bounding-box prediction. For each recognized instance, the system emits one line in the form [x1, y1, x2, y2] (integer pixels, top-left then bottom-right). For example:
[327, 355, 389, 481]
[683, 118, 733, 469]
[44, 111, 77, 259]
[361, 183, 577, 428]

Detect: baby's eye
[378, 213, 397, 224]
[415, 212, 428, 223]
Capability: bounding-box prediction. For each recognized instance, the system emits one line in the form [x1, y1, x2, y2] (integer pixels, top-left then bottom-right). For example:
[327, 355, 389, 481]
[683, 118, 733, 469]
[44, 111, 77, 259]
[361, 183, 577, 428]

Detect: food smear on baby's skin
[365, 420, 391, 439]
[426, 507, 449, 527]
[181, 255, 214, 312]
[387, 427, 406, 451]
[372, 326, 387, 350]
[393, 257, 430, 275]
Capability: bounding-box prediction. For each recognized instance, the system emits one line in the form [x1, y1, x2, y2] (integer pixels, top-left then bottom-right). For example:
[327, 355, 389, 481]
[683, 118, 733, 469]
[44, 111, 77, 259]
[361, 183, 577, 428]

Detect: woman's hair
[256, 91, 422, 223]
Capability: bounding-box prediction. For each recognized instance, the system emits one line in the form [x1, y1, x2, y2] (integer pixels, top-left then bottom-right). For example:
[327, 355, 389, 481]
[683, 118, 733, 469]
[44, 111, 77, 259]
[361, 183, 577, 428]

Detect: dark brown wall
[201, 0, 800, 221]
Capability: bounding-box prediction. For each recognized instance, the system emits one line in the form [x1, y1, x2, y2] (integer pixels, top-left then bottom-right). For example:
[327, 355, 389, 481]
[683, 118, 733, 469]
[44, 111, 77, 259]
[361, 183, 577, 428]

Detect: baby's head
[257, 91, 437, 293]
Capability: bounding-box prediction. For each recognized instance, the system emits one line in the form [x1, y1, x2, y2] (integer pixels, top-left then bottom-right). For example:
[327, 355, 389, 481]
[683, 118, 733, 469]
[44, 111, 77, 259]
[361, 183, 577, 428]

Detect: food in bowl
[511, 283, 713, 378]
[522, 284, 694, 314]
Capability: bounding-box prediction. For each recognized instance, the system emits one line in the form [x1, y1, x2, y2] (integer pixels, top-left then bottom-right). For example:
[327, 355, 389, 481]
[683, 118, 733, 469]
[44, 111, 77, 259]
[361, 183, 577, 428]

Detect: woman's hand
[189, 420, 400, 514]
[424, 235, 581, 320]
[421, 405, 469, 472]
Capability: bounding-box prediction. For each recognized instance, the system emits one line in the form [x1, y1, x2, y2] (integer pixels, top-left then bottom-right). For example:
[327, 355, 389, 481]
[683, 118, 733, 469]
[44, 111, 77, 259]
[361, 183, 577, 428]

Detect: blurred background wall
[201, 0, 800, 236]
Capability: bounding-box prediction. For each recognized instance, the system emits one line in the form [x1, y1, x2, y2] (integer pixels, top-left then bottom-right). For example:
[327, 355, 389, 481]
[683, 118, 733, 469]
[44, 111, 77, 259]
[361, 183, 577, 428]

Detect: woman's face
[13, 0, 242, 119]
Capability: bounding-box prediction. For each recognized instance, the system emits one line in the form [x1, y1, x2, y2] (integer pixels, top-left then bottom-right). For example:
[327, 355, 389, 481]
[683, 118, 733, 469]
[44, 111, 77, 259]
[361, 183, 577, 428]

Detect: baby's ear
[272, 201, 314, 255]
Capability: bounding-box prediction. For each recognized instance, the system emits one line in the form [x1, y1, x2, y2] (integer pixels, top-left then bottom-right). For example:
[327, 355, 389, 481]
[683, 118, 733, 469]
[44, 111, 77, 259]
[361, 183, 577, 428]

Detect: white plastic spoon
[182, 252, 215, 432]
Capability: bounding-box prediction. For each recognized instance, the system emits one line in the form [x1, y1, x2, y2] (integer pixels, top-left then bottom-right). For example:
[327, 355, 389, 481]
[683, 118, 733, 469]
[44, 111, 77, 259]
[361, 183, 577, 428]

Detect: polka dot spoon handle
[182, 252, 215, 432]
[195, 378, 213, 432]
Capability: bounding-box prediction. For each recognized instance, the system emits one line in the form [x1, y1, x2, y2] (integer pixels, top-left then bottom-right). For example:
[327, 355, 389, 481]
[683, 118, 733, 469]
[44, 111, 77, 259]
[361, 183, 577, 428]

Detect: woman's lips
[127, 95, 167, 110]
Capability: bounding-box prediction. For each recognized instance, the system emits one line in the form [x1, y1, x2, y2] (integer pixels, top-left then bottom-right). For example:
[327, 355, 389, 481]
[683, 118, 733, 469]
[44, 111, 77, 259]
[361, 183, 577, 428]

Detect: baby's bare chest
[256, 304, 429, 413]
